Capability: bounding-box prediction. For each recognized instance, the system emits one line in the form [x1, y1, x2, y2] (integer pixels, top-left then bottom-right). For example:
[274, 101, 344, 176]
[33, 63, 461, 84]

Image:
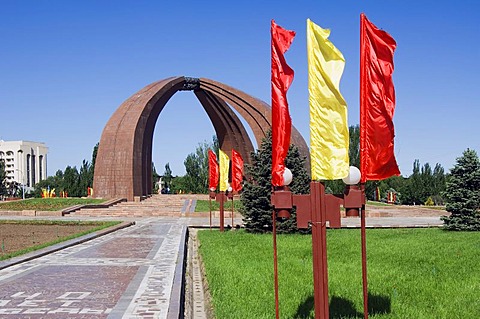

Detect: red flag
[360, 13, 400, 182]
[271, 19, 295, 187]
[231, 149, 244, 192]
[208, 149, 219, 190]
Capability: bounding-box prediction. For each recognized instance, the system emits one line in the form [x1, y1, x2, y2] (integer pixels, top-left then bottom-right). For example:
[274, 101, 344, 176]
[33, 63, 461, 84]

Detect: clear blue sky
[1, 1, 478, 178]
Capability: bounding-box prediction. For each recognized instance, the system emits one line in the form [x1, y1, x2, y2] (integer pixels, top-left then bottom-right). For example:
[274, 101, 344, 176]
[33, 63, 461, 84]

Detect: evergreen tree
[240, 131, 310, 233]
[441, 149, 480, 231]
[0, 160, 7, 198]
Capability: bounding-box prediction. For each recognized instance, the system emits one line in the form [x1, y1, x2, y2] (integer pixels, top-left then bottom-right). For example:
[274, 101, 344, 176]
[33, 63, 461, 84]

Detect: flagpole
[231, 196, 234, 227]
[209, 196, 212, 230]
[360, 14, 369, 319]
[272, 208, 280, 319]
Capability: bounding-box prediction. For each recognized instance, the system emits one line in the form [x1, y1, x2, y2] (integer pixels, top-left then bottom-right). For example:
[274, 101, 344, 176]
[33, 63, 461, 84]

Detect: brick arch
[93, 76, 309, 201]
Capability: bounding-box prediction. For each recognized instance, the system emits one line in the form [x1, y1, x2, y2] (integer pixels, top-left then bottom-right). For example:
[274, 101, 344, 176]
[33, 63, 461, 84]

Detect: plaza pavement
[0, 209, 444, 318]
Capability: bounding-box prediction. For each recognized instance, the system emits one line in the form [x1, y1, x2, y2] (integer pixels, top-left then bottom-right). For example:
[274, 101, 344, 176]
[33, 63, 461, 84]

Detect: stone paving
[0, 218, 186, 319]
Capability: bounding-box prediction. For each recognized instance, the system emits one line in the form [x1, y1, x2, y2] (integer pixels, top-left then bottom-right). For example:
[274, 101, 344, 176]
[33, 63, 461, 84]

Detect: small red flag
[231, 149, 244, 192]
[360, 13, 400, 182]
[271, 19, 295, 187]
[208, 149, 219, 190]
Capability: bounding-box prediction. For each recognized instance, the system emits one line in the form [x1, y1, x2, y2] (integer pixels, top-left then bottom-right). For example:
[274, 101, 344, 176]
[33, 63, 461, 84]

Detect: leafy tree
[441, 149, 480, 231]
[182, 136, 218, 194]
[240, 130, 310, 233]
[78, 160, 91, 197]
[152, 162, 160, 193]
[63, 166, 80, 197]
[349, 124, 360, 168]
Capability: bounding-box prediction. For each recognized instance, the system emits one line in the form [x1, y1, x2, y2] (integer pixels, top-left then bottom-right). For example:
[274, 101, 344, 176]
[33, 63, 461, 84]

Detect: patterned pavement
[0, 218, 186, 319]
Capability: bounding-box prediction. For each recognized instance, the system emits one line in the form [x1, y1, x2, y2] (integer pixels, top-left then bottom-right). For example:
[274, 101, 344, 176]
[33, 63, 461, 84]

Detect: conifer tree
[240, 131, 310, 233]
[441, 149, 480, 231]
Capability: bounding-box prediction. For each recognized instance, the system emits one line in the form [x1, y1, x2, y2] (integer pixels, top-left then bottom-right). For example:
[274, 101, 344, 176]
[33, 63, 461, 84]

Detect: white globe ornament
[342, 166, 361, 185]
[283, 168, 293, 186]
[228, 186, 233, 192]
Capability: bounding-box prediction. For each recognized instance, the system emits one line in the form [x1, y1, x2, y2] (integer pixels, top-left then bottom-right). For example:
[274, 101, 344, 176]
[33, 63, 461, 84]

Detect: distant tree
[240, 130, 310, 233]
[170, 175, 189, 194]
[152, 162, 160, 193]
[182, 136, 218, 194]
[88, 142, 99, 186]
[63, 166, 80, 197]
[349, 124, 360, 168]
[78, 160, 91, 197]
[0, 160, 7, 198]
[441, 149, 480, 231]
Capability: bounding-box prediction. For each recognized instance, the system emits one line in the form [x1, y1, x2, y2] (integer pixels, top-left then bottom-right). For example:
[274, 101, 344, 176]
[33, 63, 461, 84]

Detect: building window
[31, 154, 36, 186]
[39, 155, 43, 181]
[27, 154, 31, 187]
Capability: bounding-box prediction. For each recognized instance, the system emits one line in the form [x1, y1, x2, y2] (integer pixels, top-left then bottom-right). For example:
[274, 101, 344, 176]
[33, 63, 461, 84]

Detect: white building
[0, 140, 48, 190]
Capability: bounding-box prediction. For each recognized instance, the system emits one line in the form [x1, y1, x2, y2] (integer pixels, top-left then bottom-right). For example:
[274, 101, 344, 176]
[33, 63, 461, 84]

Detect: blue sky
[1, 1, 479, 178]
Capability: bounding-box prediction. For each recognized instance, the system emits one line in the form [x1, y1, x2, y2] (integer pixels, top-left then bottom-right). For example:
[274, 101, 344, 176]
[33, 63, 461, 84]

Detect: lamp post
[271, 166, 365, 319]
[214, 184, 233, 232]
[15, 169, 25, 200]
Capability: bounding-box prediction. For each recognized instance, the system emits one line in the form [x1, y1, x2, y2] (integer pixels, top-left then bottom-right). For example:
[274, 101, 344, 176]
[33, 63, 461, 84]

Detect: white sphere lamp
[342, 166, 361, 185]
[283, 168, 293, 186]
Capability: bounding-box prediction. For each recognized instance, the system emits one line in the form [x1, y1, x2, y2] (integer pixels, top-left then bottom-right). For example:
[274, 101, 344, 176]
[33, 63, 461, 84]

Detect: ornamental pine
[441, 149, 480, 231]
[240, 131, 310, 233]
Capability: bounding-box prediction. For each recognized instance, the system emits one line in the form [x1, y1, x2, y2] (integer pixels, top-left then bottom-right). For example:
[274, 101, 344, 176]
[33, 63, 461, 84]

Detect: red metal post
[209, 197, 212, 230]
[310, 181, 329, 319]
[218, 192, 225, 232]
[361, 204, 369, 319]
[272, 209, 280, 319]
[232, 197, 234, 227]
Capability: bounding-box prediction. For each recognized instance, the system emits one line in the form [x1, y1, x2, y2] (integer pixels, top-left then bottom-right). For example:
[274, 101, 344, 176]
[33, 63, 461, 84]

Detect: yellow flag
[219, 149, 230, 191]
[307, 19, 349, 180]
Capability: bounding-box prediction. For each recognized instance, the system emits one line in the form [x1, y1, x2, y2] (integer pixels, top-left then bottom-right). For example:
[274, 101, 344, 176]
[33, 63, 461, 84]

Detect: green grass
[198, 228, 480, 318]
[0, 220, 122, 261]
[195, 199, 243, 213]
[366, 201, 392, 207]
[0, 198, 106, 211]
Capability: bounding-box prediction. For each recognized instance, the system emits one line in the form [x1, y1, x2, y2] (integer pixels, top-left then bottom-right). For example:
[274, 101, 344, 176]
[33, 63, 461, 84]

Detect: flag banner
[360, 13, 400, 182]
[271, 19, 295, 187]
[307, 19, 349, 180]
[231, 149, 244, 191]
[219, 149, 230, 191]
[208, 149, 219, 190]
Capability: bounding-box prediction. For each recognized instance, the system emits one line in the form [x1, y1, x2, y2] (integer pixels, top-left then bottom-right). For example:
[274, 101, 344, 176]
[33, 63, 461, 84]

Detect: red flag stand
[271, 181, 365, 318]
[209, 190, 216, 230]
[231, 196, 235, 227]
[215, 191, 233, 232]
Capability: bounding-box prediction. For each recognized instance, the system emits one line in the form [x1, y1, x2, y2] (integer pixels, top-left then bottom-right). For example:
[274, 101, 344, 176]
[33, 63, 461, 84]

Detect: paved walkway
[0, 218, 187, 318]
[0, 210, 444, 318]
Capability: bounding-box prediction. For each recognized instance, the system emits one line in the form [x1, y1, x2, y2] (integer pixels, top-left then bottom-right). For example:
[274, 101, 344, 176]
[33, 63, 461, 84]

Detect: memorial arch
[93, 76, 309, 201]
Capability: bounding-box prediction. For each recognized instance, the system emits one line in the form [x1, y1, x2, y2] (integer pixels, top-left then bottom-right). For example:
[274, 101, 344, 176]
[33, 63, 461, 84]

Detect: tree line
[32, 143, 98, 198]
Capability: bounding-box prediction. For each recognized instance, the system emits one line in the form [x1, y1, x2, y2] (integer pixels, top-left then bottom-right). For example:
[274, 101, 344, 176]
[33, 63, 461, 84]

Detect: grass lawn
[198, 228, 480, 318]
[195, 199, 243, 213]
[0, 198, 106, 211]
